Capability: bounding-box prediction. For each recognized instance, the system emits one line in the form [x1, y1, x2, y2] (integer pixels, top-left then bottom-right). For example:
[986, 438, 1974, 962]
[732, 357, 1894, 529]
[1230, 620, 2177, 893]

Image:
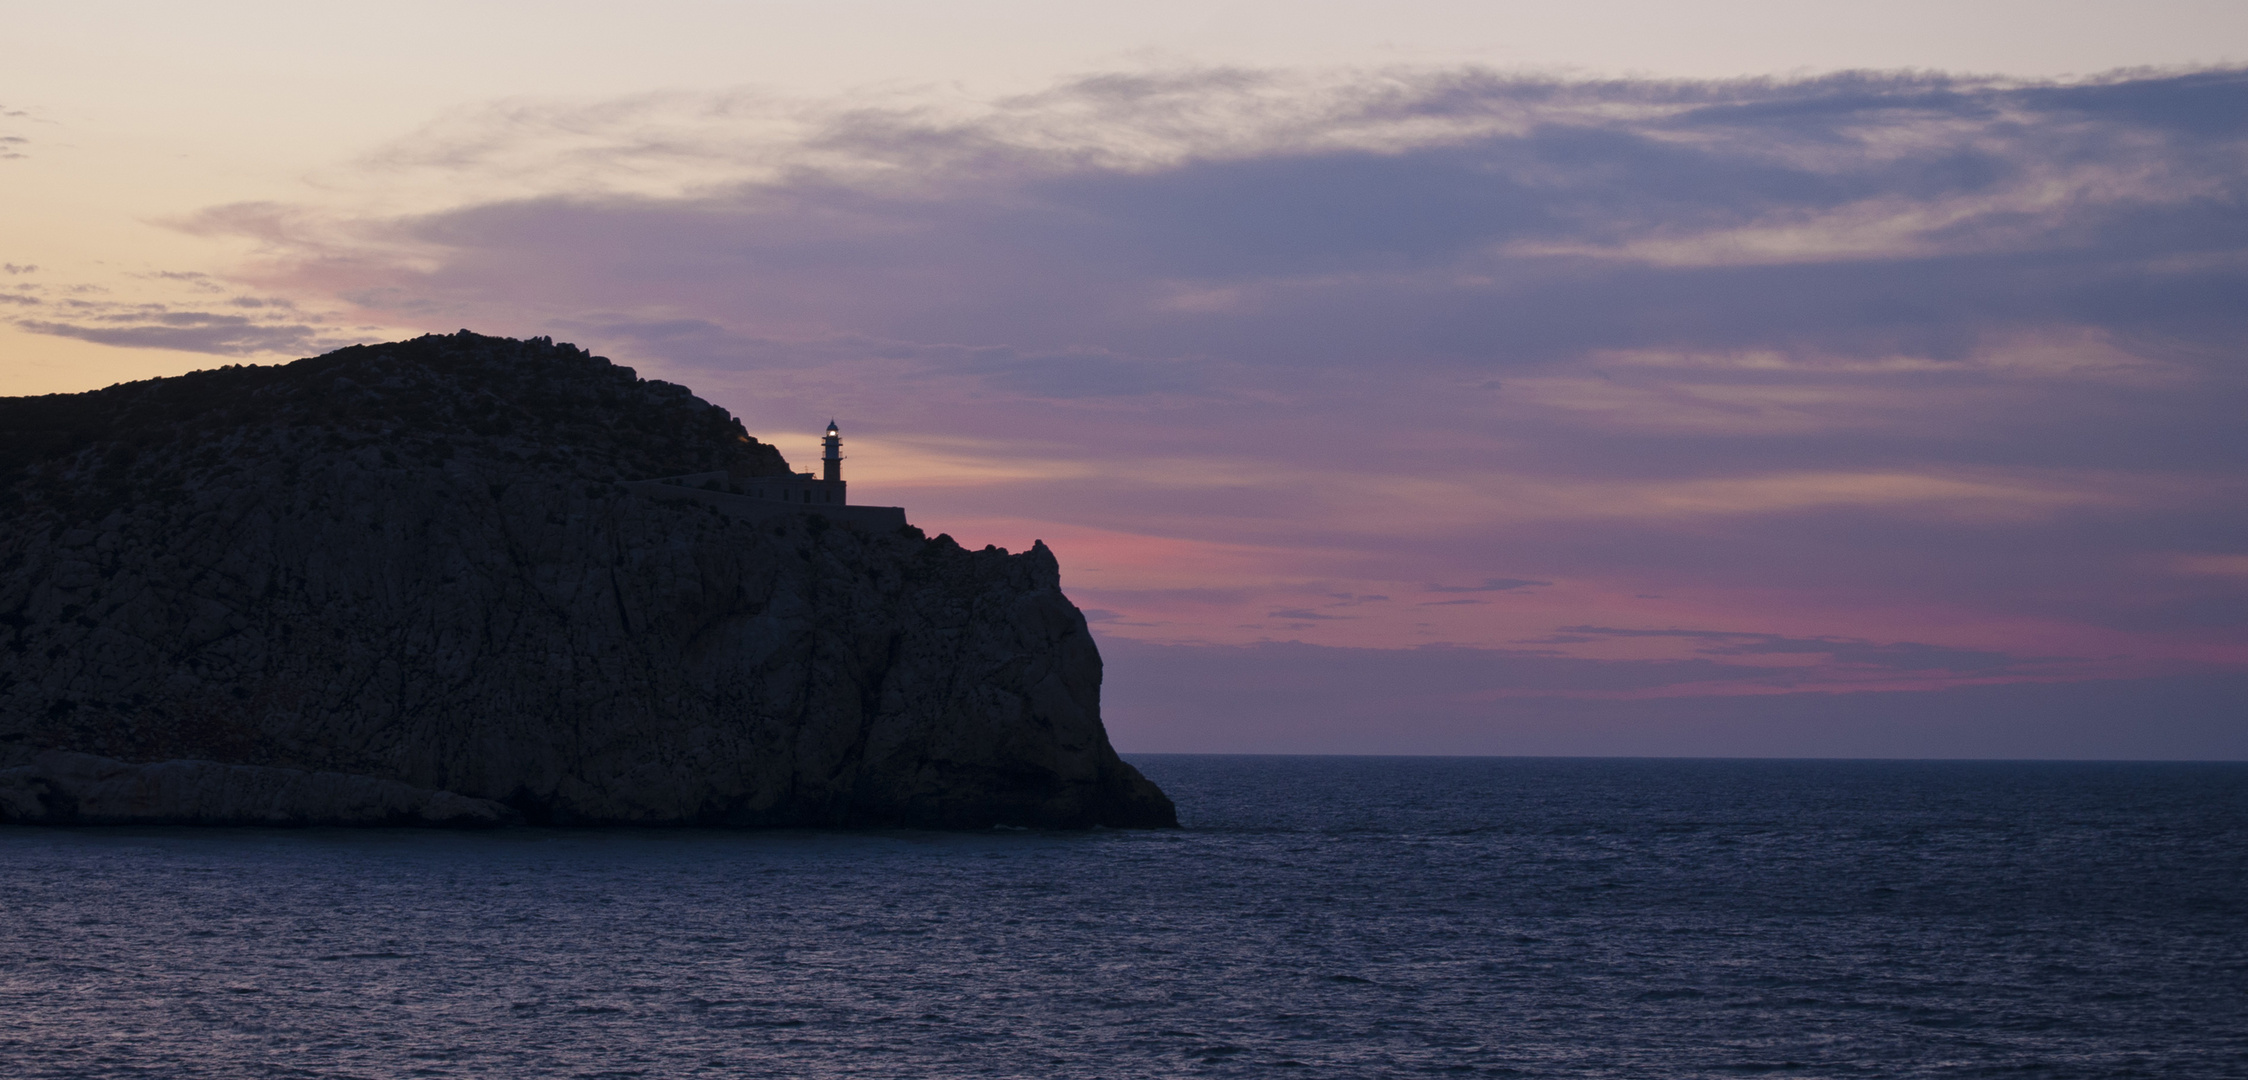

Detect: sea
[3, 756, 2244, 1079]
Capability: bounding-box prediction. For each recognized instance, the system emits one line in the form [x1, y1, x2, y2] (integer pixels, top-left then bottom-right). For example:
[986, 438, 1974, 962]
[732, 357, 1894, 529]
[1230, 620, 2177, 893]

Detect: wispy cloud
[1267, 607, 1358, 621]
[18, 311, 355, 356]
[0, 104, 35, 161]
[1428, 578, 1551, 593]
[1553, 626, 2026, 673]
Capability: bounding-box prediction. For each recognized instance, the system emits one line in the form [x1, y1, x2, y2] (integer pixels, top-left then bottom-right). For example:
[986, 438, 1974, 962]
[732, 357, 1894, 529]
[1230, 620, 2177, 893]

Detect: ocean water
[3, 756, 2245, 1079]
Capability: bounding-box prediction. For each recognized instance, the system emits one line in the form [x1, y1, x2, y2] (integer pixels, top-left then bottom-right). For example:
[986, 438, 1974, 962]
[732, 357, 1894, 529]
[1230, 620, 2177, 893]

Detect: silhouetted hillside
[0, 332, 1174, 829]
[0, 331, 792, 521]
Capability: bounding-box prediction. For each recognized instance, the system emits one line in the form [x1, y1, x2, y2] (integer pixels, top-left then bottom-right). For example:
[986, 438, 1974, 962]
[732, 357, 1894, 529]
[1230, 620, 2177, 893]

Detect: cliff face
[0, 332, 1175, 828]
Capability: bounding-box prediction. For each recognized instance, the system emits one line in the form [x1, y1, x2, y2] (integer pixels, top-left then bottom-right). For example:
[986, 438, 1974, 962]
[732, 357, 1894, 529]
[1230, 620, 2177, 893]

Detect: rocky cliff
[0, 331, 1175, 828]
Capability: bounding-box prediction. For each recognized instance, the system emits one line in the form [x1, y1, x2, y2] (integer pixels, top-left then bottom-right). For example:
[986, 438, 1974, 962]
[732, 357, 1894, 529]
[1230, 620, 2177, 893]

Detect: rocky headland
[0, 331, 1175, 828]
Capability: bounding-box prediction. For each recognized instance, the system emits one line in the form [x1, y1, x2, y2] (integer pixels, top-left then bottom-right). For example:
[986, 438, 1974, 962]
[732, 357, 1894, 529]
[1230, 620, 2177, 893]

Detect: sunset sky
[6, 1, 2246, 756]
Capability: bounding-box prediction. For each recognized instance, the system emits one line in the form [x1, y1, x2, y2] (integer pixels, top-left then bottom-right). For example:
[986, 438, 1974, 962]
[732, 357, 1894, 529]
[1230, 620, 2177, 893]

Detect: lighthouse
[632, 415, 902, 527]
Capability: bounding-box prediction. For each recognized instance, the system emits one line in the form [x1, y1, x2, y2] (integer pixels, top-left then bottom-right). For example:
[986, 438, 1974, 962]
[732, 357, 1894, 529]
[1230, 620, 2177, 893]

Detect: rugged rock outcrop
[0, 747, 515, 826]
[0, 331, 1175, 828]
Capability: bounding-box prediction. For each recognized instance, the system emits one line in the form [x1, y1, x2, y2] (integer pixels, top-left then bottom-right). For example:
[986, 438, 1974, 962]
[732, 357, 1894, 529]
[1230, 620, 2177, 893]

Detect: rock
[0, 747, 515, 826]
[0, 332, 1176, 829]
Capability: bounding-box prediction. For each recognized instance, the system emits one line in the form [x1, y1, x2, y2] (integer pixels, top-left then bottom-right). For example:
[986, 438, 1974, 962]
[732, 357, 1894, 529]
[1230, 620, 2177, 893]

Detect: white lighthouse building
[630, 419, 905, 529]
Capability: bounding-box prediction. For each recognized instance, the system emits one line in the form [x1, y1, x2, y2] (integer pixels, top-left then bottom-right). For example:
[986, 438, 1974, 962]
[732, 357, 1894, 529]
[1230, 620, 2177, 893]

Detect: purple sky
[10, 66, 2248, 756]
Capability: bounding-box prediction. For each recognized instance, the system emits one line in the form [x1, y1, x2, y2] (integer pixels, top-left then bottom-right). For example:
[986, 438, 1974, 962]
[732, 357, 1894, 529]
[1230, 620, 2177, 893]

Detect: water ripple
[2, 757, 2243, 1078]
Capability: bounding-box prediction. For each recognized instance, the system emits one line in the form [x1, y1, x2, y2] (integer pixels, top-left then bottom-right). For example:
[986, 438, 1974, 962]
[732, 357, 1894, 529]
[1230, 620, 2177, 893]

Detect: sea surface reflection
[4, 756, 2245, 1077]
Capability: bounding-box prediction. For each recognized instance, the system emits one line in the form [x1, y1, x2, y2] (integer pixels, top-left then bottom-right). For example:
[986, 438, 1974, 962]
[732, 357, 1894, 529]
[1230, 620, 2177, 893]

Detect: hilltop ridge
[0, 332, 791, 516]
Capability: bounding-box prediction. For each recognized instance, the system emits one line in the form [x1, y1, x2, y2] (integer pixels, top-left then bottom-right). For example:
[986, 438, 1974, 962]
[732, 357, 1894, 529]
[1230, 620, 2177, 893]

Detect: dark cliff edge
[0, 331, 1177, 829]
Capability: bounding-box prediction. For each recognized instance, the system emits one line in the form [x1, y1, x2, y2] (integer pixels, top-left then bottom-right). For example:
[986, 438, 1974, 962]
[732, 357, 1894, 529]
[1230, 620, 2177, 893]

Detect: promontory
[0, 331, 1176, 829]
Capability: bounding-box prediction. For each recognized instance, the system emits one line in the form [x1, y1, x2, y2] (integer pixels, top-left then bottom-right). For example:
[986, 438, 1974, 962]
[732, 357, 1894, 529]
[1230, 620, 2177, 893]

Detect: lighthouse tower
[822, 420, 844, 484]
